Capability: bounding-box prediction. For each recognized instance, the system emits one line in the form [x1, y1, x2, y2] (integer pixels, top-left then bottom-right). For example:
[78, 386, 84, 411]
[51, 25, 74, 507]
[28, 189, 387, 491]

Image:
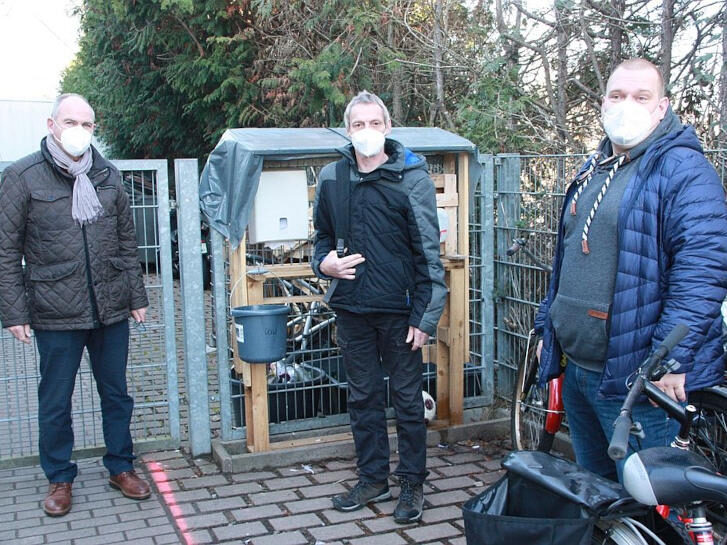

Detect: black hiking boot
[332, 480, 391, 512]
[393, 478, 423, 523]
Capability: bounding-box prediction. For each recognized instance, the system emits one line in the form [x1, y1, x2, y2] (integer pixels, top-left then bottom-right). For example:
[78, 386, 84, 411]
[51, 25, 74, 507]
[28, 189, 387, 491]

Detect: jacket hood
[336, 137, 427, 175]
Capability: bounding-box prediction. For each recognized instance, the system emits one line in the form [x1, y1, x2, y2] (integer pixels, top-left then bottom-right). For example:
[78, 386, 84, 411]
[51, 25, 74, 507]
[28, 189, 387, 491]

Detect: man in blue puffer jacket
[535, 59, 727, 481]
[313, 91, 446, 523]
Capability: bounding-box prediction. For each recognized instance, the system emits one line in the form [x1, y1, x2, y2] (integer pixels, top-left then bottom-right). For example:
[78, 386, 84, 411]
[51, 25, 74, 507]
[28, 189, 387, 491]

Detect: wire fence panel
[0, 160, 179, 466]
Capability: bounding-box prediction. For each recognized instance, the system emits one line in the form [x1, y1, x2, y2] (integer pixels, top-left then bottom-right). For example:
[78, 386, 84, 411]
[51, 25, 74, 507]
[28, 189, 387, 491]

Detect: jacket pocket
[28, 261, 83, 319]
[106, 256, 131, 312]
[549, 294, 610, 365]
[29, 190, 73, 230]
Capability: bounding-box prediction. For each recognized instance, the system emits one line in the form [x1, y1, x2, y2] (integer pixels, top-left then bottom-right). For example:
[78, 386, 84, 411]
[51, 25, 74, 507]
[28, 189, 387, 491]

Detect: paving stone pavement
[0, 437, 510, 544]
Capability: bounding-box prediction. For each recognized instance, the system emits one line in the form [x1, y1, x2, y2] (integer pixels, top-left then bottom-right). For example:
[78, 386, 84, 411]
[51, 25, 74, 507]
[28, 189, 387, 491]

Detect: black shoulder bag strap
[322, 158, 350, 304]
[334, 158, 350, 258]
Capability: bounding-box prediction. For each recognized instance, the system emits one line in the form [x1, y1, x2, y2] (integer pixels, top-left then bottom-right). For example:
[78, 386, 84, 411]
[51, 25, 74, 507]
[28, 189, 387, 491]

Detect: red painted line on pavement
[146, 461, 197, 545]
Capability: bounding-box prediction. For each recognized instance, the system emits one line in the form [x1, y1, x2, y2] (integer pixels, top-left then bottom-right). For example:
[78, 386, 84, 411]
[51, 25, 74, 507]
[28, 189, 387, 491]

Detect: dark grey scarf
[46, 136, 104, 226]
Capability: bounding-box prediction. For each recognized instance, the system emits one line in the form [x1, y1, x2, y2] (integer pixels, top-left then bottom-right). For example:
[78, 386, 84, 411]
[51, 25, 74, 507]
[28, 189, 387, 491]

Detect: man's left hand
[406, 326, 429, 351]
[651, 372, 686, 403]
[131, 307, 147, 323]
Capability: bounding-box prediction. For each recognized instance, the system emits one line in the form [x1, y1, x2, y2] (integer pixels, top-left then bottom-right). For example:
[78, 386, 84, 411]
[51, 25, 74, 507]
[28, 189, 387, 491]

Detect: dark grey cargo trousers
[336, 309, 427, 484]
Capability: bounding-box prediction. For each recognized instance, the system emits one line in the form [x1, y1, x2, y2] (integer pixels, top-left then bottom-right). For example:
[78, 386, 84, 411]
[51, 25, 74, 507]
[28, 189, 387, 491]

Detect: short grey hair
[51, 93, 95, 121]
[343, 90, 391, 130]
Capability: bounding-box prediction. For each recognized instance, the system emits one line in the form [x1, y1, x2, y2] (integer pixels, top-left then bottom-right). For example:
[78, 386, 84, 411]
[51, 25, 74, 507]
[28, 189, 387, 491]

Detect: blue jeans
[35, 320, 135, 482]
[562, 363, 679, 482]
[336, 310, 427, 484]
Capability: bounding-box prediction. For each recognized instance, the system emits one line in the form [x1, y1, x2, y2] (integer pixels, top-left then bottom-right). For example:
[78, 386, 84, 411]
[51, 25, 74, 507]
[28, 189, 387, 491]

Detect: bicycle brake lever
[630, 421, 645, 440]
[648, 358, 681, 381]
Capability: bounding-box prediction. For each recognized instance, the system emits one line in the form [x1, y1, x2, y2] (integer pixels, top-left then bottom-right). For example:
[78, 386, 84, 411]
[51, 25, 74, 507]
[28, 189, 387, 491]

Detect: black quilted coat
[0, 138, 148, 330]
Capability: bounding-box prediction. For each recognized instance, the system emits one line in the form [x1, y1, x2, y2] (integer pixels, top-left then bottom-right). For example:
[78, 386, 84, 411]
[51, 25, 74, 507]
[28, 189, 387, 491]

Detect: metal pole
[480, 153, 495, 404]
[174, 158, 211, 456]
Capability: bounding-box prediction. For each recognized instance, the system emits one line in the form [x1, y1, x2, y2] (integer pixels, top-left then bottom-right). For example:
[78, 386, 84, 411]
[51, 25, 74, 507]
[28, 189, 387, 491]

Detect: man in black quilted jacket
[312, 91, 446, 523]
[0, 94, 151, 516]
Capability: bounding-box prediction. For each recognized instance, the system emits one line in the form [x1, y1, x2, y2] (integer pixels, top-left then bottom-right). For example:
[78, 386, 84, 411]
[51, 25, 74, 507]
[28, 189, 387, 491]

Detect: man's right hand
[8, 324, 31, 344]
[320, 250, 365, 280]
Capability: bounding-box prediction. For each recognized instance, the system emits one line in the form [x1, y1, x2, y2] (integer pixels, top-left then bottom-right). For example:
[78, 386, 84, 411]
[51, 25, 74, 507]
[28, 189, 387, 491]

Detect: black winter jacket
[312, 139, 446, 335]
[0, 138, 148, 330]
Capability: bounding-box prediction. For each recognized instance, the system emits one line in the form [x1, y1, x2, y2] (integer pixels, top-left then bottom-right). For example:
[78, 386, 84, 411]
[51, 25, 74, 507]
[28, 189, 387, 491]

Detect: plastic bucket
[230, 304, 289, 363]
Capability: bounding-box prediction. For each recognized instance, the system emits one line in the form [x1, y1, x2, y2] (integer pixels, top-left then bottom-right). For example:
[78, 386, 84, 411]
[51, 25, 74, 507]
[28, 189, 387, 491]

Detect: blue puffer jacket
[536, 124, 727, 398]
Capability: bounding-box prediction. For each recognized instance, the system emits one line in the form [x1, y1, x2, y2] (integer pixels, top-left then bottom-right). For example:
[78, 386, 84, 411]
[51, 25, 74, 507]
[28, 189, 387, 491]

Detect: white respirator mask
[601, 100, 654, 149]
[350, 128, 386, 157]
[58, 125, 93, 157]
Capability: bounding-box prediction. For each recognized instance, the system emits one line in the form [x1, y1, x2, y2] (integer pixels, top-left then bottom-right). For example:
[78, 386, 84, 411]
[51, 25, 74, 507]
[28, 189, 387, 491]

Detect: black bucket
[230, 304, 288, 363]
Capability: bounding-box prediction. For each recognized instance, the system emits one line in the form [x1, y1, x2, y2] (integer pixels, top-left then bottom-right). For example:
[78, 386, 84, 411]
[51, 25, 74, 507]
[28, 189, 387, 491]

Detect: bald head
[608, 59, 665, 98]
[51, 93, 95, 121]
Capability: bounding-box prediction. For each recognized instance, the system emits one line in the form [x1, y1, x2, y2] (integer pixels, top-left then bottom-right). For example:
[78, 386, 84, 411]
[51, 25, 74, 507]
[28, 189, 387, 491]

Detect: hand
[536, 339, 543, 362]
[131, 307, 147, 323]
[8, 324, 31, 344]
[651, 372, 686, 403]
[406, 326, 429, 351]
[320, 250, 365, 280]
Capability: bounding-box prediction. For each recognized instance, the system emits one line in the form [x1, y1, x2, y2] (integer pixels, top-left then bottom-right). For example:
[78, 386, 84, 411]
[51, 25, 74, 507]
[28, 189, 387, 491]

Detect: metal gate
[0, 159, 180, 467]
[491, 150, 727, 401]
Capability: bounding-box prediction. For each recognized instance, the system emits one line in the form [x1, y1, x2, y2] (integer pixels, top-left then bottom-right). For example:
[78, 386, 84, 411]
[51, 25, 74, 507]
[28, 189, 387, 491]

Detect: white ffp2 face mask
[59, 125, 93, 157]
[601, 100, 654, 149]
[350, 128, 386, 157]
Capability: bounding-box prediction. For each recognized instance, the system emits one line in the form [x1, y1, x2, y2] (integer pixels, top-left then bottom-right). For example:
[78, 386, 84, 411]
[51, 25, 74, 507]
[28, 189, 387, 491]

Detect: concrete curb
[213, 417, 510, 473]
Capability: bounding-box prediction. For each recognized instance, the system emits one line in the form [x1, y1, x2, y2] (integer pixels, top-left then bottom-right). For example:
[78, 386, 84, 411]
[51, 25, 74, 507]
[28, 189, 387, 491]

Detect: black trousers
[336, 310, 427, 484]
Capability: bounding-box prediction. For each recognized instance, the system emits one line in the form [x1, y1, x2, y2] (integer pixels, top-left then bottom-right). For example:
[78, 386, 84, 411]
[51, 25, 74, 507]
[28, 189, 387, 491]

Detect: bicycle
[506, 235, 727, 539]
[467, 325, 727, 545]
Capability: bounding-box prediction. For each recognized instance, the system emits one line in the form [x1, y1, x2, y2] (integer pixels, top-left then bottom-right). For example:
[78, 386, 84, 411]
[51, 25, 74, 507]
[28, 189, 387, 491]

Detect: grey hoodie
[549, 108, 682, 370]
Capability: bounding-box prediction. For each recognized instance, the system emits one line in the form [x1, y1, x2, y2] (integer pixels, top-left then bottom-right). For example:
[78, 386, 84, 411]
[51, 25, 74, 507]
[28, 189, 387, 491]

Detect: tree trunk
[387, 16, 403, 123]
[609, 0, 625, 73]
[660, 0, 674, 90]
[555, 0, 570, 145]
[431, 0, 455, 130]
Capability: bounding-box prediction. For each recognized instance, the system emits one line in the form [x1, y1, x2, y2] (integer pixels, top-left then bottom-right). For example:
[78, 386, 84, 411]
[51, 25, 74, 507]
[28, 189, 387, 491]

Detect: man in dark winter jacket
[312, 91, 446, 523]
[0, 94, 151, 516]
[536, 59, 727, 481]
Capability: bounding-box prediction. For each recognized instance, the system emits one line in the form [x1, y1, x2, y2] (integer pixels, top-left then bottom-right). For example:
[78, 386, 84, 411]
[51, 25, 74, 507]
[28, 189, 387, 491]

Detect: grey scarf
[46, 136, 104, 226]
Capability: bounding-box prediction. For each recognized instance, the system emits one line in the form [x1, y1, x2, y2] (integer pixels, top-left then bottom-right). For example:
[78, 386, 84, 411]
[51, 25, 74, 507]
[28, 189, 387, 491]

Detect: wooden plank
[447, 266, 466, 425]
[443, 154, 456, 174]
[259, 295, 323, 305]
[247, 263, 317, 279]
[445, 207, 458, 255]
[435, 193, 458, 207]
[436, 269, 451, 421]
[436, 326, 450, 347]
[244, 275, 270, 451]
[431, 173, 457, 190]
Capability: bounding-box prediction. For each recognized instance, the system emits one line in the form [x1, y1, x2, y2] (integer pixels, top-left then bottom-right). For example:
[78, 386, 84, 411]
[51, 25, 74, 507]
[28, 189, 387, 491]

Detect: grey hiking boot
[393, 478, 423, 523]
[332, 480, 391, 512]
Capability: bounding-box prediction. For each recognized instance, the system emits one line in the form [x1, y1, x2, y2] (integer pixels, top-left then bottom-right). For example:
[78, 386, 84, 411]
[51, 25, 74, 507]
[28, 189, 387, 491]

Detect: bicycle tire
[510, 330, 556, 451]
[688, 386, 727, 541]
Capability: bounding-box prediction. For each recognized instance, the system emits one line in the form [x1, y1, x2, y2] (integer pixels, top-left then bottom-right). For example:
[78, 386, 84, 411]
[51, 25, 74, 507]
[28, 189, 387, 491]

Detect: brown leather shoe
[43, 482, 72, 516]
[109, 470, 151, 500]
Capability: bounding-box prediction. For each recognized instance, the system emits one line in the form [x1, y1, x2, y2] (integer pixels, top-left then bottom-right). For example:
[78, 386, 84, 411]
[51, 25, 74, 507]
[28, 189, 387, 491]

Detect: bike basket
[462, 451, 636, 545]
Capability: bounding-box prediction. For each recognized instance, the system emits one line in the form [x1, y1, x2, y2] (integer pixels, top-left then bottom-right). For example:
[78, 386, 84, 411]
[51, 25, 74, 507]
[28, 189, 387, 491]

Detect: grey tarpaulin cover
[199, 127, 480, 249]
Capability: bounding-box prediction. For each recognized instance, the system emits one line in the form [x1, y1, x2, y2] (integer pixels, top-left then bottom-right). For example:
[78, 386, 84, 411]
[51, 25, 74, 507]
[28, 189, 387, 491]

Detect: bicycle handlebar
[607, 323, 689, 460]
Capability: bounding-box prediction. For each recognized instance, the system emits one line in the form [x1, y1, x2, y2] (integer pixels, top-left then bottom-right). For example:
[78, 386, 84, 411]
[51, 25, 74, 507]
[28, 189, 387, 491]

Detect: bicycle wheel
[510, 330, 555, 451]
[688, 386, 727, 540]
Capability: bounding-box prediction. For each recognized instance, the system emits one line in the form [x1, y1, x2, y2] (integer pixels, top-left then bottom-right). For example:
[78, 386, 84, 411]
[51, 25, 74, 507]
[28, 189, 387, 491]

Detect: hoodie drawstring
[580, 155, 626, 254]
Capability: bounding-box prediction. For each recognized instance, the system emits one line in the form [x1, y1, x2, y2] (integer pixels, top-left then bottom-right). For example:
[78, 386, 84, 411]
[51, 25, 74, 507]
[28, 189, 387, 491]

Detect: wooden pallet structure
[229, 151, 470, 452]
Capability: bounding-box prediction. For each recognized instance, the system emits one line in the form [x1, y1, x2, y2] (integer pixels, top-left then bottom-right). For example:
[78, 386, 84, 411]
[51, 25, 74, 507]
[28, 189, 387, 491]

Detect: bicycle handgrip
[608, 414, 632, 460]
[658, 324, 689, 355]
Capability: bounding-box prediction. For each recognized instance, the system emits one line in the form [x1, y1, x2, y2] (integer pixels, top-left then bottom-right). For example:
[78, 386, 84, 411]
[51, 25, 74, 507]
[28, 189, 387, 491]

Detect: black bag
[462, 451, 639, 545]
